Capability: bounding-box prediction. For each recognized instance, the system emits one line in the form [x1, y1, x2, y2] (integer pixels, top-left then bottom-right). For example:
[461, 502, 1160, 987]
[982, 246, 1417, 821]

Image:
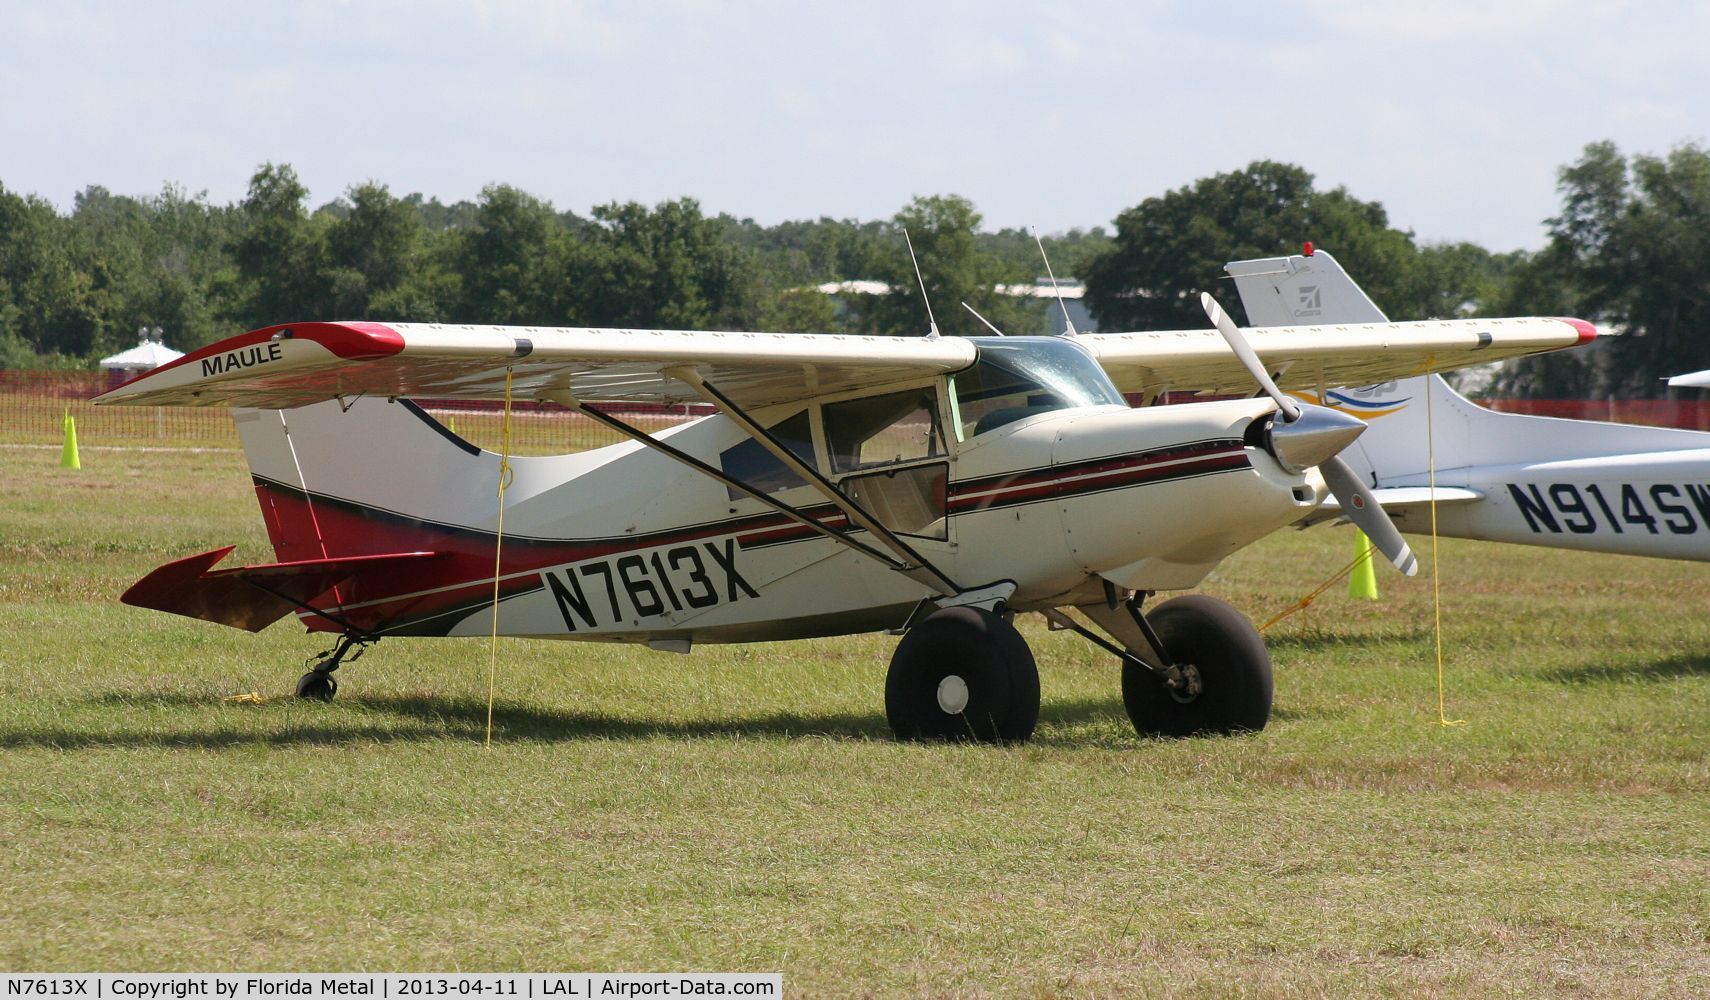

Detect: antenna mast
[961, 301, 1005, 336]
[902, 228, 940, 339]
[1034, 228, 1078, 336]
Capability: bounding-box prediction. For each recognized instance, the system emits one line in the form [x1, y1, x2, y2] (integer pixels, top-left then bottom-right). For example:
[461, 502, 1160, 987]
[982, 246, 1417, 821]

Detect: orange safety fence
[1483, 397, 1710, 430]
[0, 371, 707, 455]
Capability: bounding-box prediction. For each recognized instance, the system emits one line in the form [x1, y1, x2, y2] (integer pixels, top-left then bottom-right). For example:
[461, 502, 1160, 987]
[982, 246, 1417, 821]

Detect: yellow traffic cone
[60, 409, 81, 470]
[1349, 527, 1377, 600]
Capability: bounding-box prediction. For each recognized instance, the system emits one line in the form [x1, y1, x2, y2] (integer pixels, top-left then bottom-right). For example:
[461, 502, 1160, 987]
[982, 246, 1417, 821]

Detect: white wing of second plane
[1077, 316, 1593, 402]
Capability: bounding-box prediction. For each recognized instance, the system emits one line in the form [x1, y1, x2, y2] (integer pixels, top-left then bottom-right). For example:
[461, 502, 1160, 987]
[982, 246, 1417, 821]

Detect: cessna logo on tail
[1294, 285, 1322, 318]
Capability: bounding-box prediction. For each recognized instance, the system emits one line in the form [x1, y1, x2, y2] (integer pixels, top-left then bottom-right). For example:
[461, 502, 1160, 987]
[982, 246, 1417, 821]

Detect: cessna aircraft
[95, 303, 1592, 742]
[1228, 248, 1710, 561]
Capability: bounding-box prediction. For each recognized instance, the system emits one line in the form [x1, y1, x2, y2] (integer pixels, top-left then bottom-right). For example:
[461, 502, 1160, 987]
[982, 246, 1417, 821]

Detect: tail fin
[1225, 249, 1389, 326]
[235, 397, 503, 563]
[1227, 249, 1413, 486]
[1226, 248, 1707, 487]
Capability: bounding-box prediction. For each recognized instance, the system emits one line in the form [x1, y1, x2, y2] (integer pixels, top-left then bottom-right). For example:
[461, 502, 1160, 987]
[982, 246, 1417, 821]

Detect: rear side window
[718, 409, 816, 499]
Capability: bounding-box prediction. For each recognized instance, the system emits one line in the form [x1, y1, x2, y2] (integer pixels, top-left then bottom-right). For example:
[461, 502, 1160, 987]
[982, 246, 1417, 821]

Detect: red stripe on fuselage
[255, 438, 1253, 633]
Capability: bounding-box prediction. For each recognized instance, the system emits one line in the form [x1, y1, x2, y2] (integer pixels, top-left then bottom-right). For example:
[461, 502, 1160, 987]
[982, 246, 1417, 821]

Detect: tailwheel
[294, 669, 338, 701]
[293, 634, 369, 701]
[885, 606, 1040, 743]
[1121, 595, 1271, 737]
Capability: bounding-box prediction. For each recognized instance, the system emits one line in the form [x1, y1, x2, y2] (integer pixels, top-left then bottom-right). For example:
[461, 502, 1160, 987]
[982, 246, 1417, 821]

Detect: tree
[324, 182, 435, 318]
[1082, 161, 1424, 330]
[855, 195, 1043, 337]
[232, 163, 331, 326]
[574, 198, 761, 330]
[1494, 141, 1710, 398]
[450, 184, 561, 325]
[0, 183, 101, 358]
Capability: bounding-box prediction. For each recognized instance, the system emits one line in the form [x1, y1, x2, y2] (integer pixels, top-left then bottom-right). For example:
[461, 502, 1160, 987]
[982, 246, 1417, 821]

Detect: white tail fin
[234, 397, 509, 562]
[1226, 249, 1389, 327]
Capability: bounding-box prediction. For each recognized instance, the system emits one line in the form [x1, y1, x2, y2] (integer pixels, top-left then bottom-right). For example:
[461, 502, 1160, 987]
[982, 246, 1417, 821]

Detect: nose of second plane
[1265, 403, 1367, 473]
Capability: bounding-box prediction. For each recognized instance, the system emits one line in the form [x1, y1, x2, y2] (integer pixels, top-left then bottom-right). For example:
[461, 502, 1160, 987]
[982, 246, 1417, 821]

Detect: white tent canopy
[100, 339, 183, 370]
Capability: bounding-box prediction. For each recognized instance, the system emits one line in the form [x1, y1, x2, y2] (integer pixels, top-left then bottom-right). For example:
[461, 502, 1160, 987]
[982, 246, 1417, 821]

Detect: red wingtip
[99, 321, 405, 396]
[1556, 317, 1597, 345]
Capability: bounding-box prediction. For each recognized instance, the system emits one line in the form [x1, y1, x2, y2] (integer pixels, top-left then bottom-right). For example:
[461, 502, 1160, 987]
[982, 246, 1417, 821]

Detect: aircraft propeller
[1200, 292, 1419, 576]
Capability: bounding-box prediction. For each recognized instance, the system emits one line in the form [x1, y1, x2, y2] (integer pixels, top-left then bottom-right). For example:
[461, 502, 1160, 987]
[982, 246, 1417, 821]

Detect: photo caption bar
[2, 976, 781, 1000]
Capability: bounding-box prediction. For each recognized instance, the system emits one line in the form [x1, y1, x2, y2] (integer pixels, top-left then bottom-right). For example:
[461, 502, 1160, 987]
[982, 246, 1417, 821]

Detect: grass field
[2, 443, 1707, 996]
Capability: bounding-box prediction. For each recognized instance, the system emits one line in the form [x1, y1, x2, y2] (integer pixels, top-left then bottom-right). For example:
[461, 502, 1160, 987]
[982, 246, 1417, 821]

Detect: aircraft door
[822, 385, 954, 546]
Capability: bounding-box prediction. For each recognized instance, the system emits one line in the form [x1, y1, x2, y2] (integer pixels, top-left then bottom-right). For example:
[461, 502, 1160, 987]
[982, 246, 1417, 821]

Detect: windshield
[952, 337, 1125, 439]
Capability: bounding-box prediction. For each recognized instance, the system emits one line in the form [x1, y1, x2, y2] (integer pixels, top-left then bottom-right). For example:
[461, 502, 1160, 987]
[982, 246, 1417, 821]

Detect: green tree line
[5, 142, 1710, 397]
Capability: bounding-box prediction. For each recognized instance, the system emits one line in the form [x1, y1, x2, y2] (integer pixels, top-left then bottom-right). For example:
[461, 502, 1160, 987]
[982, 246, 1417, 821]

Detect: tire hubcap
[936, 674, 970, 714]
[1167, 663, 1204, 704]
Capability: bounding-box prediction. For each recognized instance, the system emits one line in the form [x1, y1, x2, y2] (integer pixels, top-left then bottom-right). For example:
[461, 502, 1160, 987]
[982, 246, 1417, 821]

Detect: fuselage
[237, 338, 1320, 647]
[1386, 448, 1710, 561]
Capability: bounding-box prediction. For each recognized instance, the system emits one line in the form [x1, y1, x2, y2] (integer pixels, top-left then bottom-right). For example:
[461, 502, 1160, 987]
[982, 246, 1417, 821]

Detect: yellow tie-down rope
[1424, 358, 1465, 728]
[486, 367, 516, 746]
[1257, 542, 1379, 633]
[1259, 357, 1463, 726]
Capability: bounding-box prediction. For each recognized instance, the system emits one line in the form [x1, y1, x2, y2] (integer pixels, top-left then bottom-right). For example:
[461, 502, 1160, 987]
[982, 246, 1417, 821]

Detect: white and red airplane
[94, 303, 1592, 741]
[1228, 247, 1710, 562]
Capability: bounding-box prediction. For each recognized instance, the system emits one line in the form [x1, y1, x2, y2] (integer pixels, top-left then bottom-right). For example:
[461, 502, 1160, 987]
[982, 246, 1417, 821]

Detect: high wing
[1077, 316, 1596, 400]
[95, 314, 1595, 411]
[94, 321, 979, 409]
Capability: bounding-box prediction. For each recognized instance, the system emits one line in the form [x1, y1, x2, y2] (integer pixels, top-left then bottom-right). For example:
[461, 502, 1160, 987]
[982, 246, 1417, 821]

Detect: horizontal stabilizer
[122, 546, 444, 632]
[1299, 487, 1484, 527]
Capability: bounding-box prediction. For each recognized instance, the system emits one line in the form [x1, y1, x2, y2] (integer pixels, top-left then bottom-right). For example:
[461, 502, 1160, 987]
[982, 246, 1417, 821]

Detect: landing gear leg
[295, 634, 370, 701]
[1051, 592, 1272, 738]
[1120, 595, 1271, 737]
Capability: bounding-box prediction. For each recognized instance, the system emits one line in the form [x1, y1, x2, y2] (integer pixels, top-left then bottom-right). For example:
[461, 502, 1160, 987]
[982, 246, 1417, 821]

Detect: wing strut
[669, 366, 963, 596]
[558, 398, 956, 596]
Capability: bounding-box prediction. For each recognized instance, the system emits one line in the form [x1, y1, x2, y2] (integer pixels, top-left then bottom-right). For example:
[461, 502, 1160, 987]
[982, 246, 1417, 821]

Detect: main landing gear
[885, 606, 1040, 743]
[889, 591, 1273, 743]
[294, 633, 371, 701]
[1117, 595, 1272, 738]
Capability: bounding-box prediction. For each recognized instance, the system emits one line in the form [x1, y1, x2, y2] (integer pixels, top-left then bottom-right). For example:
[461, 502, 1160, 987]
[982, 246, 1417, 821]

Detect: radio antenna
[903, 228, 940, 340]
[961, 301, 1005, 336]
[1034, 228, 1078, 336]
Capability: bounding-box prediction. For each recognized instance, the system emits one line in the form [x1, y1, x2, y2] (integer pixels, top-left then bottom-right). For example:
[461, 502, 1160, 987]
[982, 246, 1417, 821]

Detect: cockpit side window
[823, 387, 946, 474]
[717, 409, 816, 499]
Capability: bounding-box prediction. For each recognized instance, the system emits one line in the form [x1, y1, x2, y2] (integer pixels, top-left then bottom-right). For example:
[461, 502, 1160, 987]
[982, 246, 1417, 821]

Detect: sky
[3, 1, 1707, 252]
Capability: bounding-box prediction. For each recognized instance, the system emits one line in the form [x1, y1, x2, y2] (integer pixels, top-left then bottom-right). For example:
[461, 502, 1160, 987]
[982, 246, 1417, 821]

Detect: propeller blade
[1200, 292, 1301, 422]
[1321, 456, 1418, 576]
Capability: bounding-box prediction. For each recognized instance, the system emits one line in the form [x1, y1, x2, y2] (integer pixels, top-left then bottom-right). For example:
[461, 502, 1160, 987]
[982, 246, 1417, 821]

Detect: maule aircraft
[1229, 247, 1710, 562]
[94, 298, 1593, 742]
